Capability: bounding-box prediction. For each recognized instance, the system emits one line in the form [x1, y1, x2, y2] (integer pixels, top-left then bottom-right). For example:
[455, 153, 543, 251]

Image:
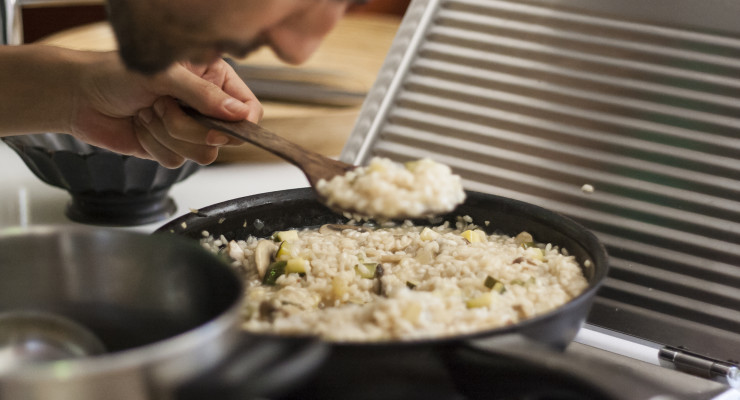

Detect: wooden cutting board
[39, 14, 401, 163]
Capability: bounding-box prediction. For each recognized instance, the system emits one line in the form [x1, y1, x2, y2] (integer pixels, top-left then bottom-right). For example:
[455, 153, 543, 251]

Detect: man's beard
[105, 0, 175, 74]
[117, 40, 181, 75]
[115, 35, 267, 75]
[106, 0, 268, 75]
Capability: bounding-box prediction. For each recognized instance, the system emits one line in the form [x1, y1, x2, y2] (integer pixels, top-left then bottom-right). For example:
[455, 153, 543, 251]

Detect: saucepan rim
[0, 226, 245, 379]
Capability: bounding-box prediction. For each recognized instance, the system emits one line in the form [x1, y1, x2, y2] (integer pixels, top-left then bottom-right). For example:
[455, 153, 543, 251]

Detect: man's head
[106, 0, 360, 74]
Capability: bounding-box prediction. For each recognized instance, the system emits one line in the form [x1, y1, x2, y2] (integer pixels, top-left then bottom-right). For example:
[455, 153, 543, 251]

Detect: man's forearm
[0, 44, 87, 136]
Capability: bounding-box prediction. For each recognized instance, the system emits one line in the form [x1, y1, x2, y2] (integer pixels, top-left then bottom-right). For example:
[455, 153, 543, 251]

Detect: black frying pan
[156, 188, 685, 400]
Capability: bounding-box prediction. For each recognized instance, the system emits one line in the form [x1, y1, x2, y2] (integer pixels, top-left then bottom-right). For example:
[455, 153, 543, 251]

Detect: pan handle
[174, 333, 328, 400]
[443, 334, 693, 400]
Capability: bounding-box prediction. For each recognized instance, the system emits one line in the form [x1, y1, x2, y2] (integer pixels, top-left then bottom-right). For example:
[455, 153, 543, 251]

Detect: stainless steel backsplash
[343, 0, 740, 363]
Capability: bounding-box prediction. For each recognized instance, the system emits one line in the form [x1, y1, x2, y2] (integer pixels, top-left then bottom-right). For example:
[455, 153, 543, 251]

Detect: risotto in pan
[201, 217, 588, 342]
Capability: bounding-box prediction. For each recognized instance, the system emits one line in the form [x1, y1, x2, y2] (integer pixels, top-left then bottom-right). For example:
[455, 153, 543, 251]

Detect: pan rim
[156, 187, 609, 348]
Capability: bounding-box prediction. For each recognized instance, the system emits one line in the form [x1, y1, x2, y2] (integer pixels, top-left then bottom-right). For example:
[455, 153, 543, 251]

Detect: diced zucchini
[484, 275, 506, 294]
[515, 231, 534, 248]
[406, 280, 420, 290]
[466, 292, 493, 308]
[355, 262, 379, 279]
[529, 247, 545, 261]
[512, 277, 537, 286]
[262, 260, 287, 285]
[285, 258, 307, 274]
[461, 230, 483, 243]
[272, 230, 299, 242]
[275, 241, 291, 260]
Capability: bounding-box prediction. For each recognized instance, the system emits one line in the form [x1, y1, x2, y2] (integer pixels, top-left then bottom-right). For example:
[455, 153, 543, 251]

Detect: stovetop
[1, 142, 737, 399]
[2, 0, 739, 398]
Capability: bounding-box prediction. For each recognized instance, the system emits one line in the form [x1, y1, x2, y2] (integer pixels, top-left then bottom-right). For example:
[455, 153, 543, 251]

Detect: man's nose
[265, 29, 326, 65]
[264, 5, 346, 65]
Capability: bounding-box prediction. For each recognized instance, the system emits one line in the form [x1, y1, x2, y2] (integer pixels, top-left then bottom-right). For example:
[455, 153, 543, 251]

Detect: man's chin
[223, 39, 266, 62]
[117, 43, 259, 74]
[122, 59, 173, 75]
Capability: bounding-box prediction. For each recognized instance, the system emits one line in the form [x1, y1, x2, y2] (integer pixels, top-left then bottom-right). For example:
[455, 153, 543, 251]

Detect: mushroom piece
[374, 264, 385, 296]
[254, 239, 278, 278]
[259, 300, 278, 321]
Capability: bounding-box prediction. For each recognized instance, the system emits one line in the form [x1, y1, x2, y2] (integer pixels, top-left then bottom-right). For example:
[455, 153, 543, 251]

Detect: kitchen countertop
[0, 141, 309, 232]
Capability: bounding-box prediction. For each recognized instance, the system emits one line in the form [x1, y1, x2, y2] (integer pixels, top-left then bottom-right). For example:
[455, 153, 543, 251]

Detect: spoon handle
[182, 107, 354, 185]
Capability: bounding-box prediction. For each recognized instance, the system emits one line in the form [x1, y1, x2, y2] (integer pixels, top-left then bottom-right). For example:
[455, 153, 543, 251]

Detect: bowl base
[66, 190, 177, 226]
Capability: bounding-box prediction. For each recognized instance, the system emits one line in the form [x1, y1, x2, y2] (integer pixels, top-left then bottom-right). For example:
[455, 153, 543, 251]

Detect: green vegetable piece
[484, 275, 506, 294]
[466, 292, 493, 308]
[275, 241, 291, 260]
[515, 232, 534, 247]
[272, 230, 299, 242]
[262, 260, 287, 285]
[355, 262, 378, 279]
[406, 280, 419, 290]
[285, 258, 307, 274]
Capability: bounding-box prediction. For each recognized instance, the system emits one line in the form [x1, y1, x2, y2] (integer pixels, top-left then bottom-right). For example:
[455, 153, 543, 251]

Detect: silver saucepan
[0, 226, 327, 400]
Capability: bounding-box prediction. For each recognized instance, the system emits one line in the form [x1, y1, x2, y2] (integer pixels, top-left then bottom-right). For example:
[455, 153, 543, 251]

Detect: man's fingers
[149, 97, 238, 147]
[134, 117, 186, 168]
[162, 60, 263, 124]
[135, 103, 220, 167]
[165, 66, 248, 121]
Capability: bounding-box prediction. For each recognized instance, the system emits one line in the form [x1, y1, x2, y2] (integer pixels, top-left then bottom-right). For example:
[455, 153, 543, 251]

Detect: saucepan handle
[175, 333, 328, 400]
[443, 334, 690, 400]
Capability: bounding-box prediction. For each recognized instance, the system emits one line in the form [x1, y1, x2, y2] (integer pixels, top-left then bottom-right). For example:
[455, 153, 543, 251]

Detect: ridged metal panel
[344, 0, 740, 363]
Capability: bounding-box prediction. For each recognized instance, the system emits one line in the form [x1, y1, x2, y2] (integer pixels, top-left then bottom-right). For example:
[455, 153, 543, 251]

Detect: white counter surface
[0, 141, 309, 232]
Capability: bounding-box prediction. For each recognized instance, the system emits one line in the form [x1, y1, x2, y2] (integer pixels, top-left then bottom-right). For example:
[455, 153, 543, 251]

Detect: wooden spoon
[183, 107, 356, 204]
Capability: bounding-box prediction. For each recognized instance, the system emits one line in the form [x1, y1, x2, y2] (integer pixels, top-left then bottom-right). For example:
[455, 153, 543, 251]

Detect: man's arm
[0, 44, 262, 167]
[0, 44, 81, 136]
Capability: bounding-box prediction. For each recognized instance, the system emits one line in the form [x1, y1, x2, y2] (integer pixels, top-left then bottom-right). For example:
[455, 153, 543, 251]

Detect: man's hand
[73, 52, 262, 168]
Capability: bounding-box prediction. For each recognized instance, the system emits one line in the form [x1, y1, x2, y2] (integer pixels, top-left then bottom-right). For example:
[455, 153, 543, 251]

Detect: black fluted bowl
[2, 134, 200, 226]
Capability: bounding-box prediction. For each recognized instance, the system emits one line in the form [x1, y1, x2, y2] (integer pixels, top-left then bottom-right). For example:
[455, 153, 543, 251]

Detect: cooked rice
[202, 217, 588, 342]
[315, 157, 466, 219]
